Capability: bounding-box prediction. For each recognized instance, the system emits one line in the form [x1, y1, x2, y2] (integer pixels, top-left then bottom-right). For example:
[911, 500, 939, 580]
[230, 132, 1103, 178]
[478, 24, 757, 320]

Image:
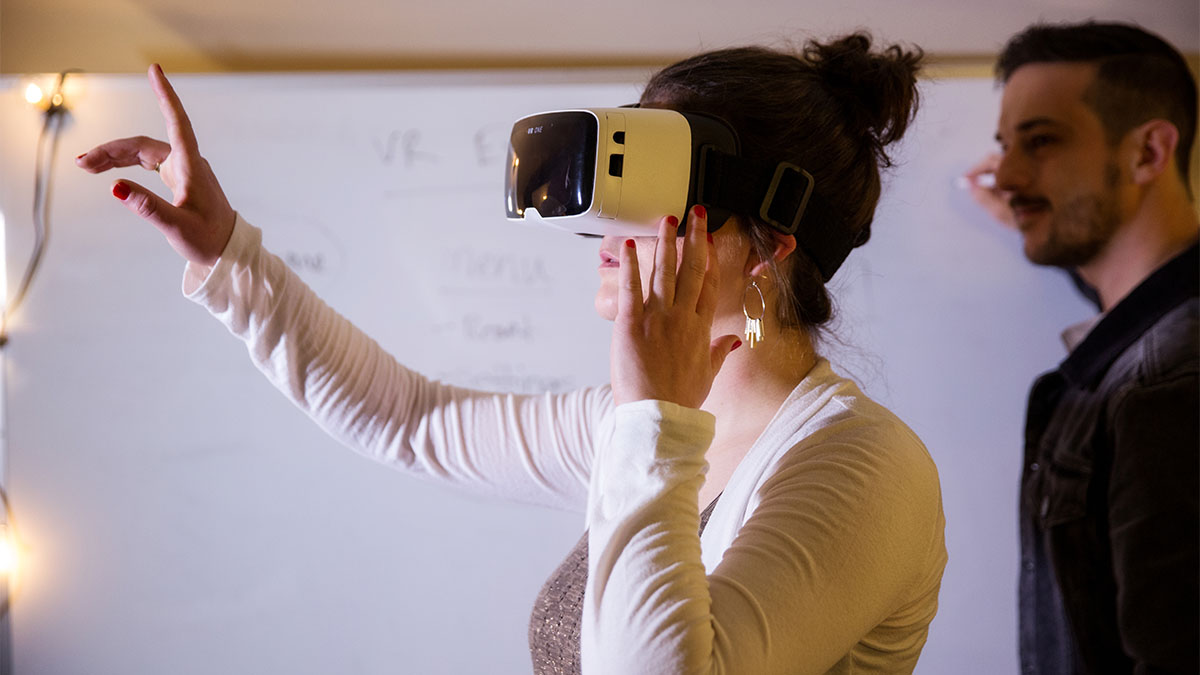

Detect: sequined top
[528, 498, 720, 675]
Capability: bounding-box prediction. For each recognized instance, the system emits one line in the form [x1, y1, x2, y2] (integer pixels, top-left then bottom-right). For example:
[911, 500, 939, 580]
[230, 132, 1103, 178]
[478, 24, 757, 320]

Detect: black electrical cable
[0, 70, 76, 347]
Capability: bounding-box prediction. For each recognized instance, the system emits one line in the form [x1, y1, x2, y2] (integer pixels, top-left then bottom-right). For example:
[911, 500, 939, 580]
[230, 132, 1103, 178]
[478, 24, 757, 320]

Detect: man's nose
[994, 151, 1030, 192]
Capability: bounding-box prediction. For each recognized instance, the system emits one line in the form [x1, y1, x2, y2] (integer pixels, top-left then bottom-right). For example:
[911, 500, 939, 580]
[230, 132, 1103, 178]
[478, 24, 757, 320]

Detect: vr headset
[504, 107, 855, 281]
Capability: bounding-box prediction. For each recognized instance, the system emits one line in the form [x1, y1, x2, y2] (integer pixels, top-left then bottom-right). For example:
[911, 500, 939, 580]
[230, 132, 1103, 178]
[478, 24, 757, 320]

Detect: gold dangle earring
[743, 280, 766, 349]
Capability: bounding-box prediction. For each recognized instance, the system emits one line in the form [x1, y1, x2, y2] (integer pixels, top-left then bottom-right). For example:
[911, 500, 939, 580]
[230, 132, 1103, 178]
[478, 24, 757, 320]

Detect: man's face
[994, 62, 1128, 268]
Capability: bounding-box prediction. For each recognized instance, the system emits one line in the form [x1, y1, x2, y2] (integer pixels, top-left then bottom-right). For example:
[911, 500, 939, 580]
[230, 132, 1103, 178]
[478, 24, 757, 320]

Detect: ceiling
[2, 0, 1197, 74]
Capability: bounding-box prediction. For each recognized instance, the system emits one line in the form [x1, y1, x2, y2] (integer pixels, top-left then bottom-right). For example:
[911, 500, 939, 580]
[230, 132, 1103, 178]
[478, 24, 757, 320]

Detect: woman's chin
[594, 291, 617, 322]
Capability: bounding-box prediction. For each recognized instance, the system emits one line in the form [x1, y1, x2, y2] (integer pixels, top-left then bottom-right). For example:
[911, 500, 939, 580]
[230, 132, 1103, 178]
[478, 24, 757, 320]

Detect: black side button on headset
[608, 154, 624, 177]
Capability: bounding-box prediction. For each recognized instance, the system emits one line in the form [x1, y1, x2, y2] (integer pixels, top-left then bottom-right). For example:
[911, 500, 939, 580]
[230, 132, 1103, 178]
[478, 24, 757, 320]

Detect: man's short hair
[997, 22, 1197, 186]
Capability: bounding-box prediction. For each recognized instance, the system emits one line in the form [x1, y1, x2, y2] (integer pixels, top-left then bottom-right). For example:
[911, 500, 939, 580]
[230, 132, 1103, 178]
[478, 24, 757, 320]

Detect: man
[968, 21, 1199, 674]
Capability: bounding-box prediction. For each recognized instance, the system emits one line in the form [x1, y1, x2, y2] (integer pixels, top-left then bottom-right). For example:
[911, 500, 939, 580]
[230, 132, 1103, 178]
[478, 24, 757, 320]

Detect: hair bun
[804, 33, 923, 161]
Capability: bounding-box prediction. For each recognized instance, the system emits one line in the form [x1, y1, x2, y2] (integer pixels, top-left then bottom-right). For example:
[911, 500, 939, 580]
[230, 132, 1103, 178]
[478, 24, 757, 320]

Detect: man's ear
[1125, 119, 1180, 186]
[745, 232, 797, 278]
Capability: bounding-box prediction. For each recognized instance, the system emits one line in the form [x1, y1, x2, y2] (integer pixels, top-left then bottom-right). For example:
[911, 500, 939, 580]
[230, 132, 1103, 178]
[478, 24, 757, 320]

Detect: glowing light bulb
[24, 83, 44, 106]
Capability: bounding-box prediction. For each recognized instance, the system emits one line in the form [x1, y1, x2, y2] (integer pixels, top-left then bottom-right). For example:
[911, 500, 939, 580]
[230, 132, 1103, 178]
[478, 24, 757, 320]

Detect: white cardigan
[185, 215, 947, 674]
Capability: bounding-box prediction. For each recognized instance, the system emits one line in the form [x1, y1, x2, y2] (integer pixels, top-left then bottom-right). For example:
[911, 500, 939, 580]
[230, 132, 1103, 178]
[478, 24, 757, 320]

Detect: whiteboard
[0, 71, 1095, 674]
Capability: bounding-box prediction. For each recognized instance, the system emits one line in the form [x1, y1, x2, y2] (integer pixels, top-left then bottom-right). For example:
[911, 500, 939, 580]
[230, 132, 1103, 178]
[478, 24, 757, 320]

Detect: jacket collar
[1059, 240, 1199, 389]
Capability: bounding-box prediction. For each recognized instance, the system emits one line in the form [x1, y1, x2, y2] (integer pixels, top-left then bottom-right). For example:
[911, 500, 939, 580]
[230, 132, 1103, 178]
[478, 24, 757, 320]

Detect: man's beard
[1025, 162, 1122, 269]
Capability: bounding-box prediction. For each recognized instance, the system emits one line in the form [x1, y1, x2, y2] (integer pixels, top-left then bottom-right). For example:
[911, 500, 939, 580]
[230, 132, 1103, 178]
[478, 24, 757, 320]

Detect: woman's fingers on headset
[675, 206, 709, 312]
[616, 238, 644, 323]
[649, 215, 678, 308]
[696, 229, 720, 324]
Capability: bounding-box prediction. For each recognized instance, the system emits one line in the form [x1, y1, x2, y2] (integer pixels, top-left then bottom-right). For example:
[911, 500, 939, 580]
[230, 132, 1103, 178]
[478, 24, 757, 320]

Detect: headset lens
[506, 112, 597, 219]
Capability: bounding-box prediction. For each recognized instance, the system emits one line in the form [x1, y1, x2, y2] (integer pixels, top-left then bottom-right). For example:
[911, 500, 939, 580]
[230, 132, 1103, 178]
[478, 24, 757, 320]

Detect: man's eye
[1026, 135, 1056, 150]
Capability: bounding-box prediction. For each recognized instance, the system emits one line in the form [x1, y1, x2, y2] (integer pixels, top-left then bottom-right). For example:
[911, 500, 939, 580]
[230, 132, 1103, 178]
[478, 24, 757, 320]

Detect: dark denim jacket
[1019, 242, 1199, 675]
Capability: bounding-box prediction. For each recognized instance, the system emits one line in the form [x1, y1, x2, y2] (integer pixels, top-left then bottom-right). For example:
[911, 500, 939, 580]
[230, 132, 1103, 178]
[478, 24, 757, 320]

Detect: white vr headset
[504, 107, 853, 281]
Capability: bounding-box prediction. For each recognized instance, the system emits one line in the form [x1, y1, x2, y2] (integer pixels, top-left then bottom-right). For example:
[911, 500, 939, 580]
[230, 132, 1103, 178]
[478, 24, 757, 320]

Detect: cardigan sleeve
[582, 399, 945, 674]
[181, 213, 607, 511]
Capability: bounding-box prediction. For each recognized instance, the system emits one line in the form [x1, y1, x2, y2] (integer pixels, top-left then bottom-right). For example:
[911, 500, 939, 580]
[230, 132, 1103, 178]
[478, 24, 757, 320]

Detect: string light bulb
[24, 83, 43, 106]
[22, 73, 78, 114]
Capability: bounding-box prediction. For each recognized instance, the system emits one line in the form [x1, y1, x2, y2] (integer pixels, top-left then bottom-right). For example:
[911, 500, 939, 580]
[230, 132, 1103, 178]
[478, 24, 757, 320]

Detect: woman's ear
[746, 233, 797, 277]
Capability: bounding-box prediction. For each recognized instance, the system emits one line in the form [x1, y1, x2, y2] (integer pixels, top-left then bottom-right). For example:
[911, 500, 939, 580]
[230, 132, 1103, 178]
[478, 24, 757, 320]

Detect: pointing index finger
[148, 64, 199, 159]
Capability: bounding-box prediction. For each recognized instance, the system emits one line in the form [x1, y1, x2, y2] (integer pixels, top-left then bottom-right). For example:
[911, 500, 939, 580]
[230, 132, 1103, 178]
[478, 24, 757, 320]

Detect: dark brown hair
[997, 22, 1197, 187]
[641, 33, 923, 330]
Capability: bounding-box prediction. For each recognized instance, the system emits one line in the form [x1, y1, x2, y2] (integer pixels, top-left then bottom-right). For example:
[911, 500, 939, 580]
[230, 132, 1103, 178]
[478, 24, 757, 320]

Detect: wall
[0, 70, 1094, 674]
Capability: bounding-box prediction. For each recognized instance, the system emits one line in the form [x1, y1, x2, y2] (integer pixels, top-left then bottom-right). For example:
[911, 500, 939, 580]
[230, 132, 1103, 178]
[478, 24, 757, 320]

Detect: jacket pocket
[1038, 452, 1093, 528]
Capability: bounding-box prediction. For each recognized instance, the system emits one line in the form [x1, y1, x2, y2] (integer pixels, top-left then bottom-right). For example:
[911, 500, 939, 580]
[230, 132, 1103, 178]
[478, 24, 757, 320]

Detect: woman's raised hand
[75, 65, 235, 267]
[610, 207, 742, 409]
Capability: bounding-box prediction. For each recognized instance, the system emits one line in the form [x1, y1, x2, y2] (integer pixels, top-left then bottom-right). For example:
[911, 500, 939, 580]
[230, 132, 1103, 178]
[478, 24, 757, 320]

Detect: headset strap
[699, 148, 856, 282]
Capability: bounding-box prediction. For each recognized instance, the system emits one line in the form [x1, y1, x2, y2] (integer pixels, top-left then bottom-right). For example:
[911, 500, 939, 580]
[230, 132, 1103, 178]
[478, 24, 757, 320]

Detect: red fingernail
[113, 182, 131, 200]
[625, 239, 635, 248]
[666, 215, 678, 228]
[694, 205, 707, 218]
[732, 340, 743, 351]
[76, 152, 87, 160]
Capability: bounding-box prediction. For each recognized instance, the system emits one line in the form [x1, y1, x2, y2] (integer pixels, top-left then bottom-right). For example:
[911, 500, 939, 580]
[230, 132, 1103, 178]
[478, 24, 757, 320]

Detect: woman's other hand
[75, 65, 235, 268]
[610, 207, 742, 409]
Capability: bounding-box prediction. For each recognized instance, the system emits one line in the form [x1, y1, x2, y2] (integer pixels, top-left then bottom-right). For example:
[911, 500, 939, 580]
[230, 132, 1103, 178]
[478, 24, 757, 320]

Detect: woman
[78, 33, 946, 674]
